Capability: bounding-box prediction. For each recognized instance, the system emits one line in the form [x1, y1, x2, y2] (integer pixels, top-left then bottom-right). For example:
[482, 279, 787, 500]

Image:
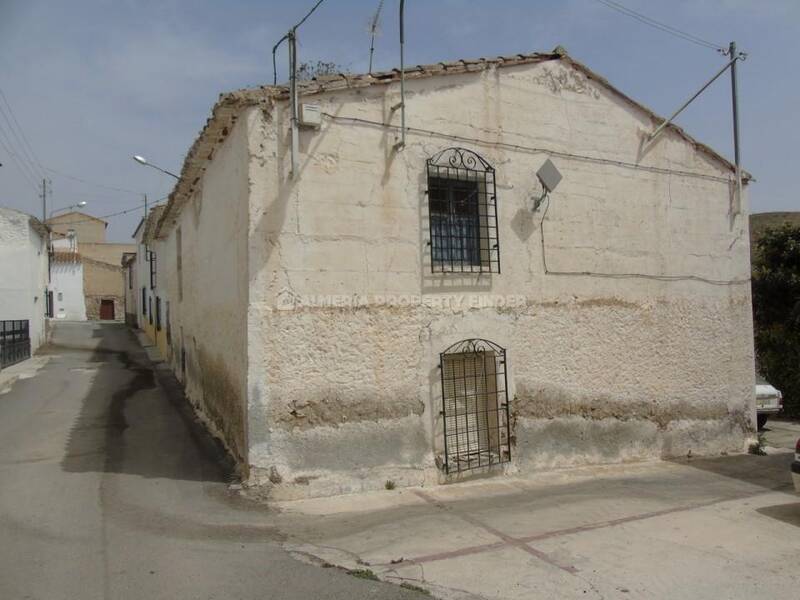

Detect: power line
[49, 197, 168, 225]
[0, 87, 46, 180]
[537, 195, 748, 286]
[592, 0, 724, 52]
[321, 112, 734, 184]
[272, 0, 329, 85]
[0, 87, 146, 198]
[0, 103, 45, 182]
[43, 167, 142, 195]
[0, 123, 40, 192]
[0, 119, 42, 185]
[295, 0, 327, 30]
[368, 0, 385, 73]
[0, 140, 146, 200]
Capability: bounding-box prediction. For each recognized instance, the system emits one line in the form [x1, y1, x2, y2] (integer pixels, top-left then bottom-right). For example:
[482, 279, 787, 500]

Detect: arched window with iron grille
[426, 148, 500, 273]
[439, 339, 511, 473]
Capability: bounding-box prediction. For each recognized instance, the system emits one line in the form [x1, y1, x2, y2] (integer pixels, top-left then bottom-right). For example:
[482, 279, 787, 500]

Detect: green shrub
[752, 224, 800, 417]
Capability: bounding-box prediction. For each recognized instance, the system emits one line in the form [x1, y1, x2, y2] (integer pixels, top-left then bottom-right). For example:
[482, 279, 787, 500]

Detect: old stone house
[141, 49, 755, 498]
[47, 211, 135, 321]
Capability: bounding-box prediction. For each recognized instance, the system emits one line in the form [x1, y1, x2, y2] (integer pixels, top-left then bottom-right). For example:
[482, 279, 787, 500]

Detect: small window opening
[427, 148, 500, 273]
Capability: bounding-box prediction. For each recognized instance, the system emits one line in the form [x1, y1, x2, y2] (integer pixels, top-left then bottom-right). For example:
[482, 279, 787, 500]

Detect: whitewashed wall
[50, 237, 87, 321]
[156, 115, 251, 468]
[133, 235, 152, 330]
[49, 265, 87, 321]
[0, 208, 49, 354]
[244, 59, 754, 498]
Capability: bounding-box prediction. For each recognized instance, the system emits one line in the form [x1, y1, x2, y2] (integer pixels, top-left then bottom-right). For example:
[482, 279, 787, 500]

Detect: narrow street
[0, 322, 424, 600]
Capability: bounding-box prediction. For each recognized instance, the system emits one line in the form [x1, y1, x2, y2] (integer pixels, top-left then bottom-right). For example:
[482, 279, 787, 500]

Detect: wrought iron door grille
[426, 148, 500, 274]
[439, 339, 510, 473]
[0, 320, 31, 369]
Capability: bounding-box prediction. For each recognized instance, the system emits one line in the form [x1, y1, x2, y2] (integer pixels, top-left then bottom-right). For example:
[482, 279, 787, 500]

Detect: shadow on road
[756, 502, 800, 528]
[58, 323, 233, 483]
[668, 452, 794, 493]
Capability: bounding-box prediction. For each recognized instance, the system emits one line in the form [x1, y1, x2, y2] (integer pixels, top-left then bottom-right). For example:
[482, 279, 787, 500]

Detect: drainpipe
[396, 0, 406, 150]
[729, 41, 742, 215]
[289, 29, 299, 178]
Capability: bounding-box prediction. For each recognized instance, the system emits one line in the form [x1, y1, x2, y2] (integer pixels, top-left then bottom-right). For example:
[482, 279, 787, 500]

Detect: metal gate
[440, 339, 511, 474]
[0, 320, 31, 369]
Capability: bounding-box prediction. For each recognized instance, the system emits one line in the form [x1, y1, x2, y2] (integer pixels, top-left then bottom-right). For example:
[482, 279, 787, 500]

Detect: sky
[0, 0, 797, 241]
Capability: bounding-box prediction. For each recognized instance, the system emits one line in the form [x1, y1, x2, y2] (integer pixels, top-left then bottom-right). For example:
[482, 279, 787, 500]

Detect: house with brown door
[46, 211, 135, 321]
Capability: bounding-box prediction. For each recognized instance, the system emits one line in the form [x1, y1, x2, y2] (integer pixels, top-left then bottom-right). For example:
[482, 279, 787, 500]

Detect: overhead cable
[272, 0, 329, 85]
[43, 167, 142, 196]
[49, 197, 167, 225]
[321, 112, 734, 184]
[0, 125, 40, 192]
[592, 0, 724, 52]
[0, 87, 47, 180]
[537, 195, 749, 286]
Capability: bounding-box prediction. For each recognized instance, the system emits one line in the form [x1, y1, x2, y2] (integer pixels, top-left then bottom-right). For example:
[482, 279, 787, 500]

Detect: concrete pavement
[0, 321, 425, 600]
[274, 440, 800, 599]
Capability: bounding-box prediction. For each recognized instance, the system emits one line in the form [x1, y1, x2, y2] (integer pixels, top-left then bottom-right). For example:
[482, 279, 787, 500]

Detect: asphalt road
[0, 322, 424, 600]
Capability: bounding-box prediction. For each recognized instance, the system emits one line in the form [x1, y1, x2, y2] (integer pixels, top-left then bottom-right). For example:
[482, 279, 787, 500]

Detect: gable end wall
[241, 61, 755, 498]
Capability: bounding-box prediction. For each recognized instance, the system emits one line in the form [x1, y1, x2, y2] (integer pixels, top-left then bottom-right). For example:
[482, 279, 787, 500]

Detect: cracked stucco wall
[244, 61, 754, 498]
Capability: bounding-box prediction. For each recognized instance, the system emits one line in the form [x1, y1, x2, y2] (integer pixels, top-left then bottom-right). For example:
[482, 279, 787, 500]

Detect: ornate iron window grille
[426, 148, 500, 274]
[439, 338, 511, 474]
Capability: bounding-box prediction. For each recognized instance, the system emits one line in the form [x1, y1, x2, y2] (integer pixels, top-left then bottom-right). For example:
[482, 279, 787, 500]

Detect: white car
[755, 375, 782, 430]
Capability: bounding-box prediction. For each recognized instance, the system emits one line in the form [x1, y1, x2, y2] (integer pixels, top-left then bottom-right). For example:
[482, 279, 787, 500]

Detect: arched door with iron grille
[439, 339, 510, 473]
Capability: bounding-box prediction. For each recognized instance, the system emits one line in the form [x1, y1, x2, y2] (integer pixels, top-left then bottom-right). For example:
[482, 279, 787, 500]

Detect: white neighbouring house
[0, 207, 50, 363]
[49, 232, 88, 321]
[142, 48, 756, 499]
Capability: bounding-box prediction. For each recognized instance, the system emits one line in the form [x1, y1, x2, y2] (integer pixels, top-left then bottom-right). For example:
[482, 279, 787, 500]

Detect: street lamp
[49, 201, 88, 218]
[132, 155, 179, 180]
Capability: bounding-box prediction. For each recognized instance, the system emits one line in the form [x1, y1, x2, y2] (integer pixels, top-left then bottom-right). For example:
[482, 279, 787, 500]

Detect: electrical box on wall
[299, 103, 321, 128]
